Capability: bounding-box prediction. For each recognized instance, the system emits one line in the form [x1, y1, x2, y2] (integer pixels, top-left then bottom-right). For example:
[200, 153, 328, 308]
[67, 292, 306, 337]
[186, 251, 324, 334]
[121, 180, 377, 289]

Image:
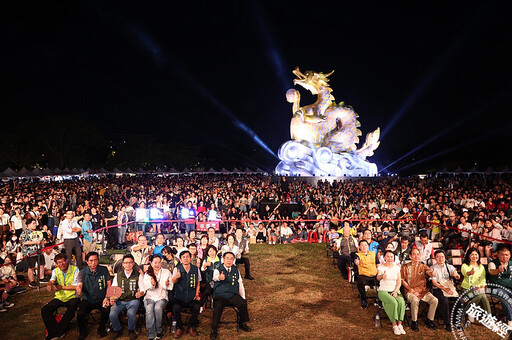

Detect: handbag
[440, 279, 459, 297]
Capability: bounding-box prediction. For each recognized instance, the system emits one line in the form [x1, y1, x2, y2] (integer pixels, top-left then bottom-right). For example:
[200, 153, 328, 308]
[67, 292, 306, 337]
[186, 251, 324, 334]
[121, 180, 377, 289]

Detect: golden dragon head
[292, 67, 334, 95]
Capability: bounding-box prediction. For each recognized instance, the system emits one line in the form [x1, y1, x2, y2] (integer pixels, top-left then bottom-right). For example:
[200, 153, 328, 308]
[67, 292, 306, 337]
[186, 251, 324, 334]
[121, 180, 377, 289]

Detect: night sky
[2, 1, 511, 174]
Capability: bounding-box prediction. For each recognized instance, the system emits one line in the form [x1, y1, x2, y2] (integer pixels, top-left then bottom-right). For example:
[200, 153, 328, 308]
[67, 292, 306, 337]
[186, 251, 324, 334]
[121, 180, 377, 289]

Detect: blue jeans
[118, 226, 127, 244]
[144, 299, 167, 338]
[109, 299, 140, 332]
[185, 223, 196, 234]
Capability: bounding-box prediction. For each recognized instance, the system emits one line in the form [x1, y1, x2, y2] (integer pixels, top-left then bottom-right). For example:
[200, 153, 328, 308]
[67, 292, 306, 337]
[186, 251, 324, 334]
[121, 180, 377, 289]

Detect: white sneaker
[392, 325, 401, 335]
[398, 324, 406, 334]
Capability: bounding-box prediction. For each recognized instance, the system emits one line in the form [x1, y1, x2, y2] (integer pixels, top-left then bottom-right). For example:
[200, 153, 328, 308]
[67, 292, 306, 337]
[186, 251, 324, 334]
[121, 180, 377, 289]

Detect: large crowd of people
[0, 173, 511, 338]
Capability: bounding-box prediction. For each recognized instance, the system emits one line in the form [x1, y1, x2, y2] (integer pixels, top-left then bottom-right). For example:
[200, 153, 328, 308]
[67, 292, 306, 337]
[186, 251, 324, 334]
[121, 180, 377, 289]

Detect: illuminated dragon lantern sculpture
[275, 67, 380, 177]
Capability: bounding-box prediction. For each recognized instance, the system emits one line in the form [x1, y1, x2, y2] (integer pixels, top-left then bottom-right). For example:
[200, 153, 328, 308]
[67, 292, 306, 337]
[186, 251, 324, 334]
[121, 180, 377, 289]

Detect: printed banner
[196, 221, 220, 232]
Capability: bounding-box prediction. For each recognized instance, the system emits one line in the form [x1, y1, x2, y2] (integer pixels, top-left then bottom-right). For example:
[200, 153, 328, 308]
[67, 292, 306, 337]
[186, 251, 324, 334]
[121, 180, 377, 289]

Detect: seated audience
[131, 235, 153, 267]
[200, 245, 221, 307]
[394, 236, 411, 264]
[77, 252, 111, 339]
[377, 251, 406, 335]
[220, 234, 239, 259]
[41, 253, 80, 340]
[354, 240, 377, 309]
[211, 251, 251, 340]
[171, 250, 201, 337]
[142, 255, 173, 340]
[279, 222, 294, 243]
[400, 248, 437, 331]
[488, 243, 512, 327]
[255, 223, 267, 244]
[461, 247, 491, 322]
[109, 254, 144, 340]
[415, 232, 433, 263]
[335, 226, 358, 280]
[430, 250, 460, 332]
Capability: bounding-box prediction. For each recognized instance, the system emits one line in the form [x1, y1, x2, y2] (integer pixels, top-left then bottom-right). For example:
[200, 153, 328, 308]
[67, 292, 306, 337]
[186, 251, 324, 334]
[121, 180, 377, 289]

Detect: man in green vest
[171, 250, 201, 337]
[109, 254, 144, 340]
[334, 225, 357, 279]
[41, 253, 80, 340]
[76, 251, 111, 339]
[210, 251, 251, 340]
[489, 243, 512, 327]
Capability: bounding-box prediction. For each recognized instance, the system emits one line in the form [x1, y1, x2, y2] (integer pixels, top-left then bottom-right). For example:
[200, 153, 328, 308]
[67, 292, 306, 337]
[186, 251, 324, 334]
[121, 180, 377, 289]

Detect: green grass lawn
[1, 244, 495, 339]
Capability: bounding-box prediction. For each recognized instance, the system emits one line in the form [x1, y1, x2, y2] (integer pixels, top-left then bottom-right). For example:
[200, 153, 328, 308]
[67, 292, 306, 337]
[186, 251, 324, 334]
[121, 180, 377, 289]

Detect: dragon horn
[293, 67, 306, 79]
[325, 70, 335, 77]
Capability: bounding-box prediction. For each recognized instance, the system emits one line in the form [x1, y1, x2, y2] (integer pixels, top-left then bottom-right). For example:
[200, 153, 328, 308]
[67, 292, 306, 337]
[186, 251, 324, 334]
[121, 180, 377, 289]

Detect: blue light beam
[380, 89, 510, 173]
[251, 1, 291, 93]
[381, 9, 481, 139]
[128, 25, 278, 160]
[394, 124, 511, 173]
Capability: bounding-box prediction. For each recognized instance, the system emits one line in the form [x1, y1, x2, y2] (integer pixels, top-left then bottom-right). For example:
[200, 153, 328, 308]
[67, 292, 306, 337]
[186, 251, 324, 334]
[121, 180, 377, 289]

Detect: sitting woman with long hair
[142, 255, 173, 340]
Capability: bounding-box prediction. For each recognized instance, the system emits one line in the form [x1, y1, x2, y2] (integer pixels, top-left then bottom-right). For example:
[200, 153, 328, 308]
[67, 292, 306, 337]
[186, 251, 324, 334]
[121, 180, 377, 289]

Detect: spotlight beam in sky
[380, 89, 510, 173]
[381, 7, 484, 139]
[127, 25, 278, 160]
[251, 1, 291, 93]
[393, 124, 511, 173]
[154, 110, 269, 170]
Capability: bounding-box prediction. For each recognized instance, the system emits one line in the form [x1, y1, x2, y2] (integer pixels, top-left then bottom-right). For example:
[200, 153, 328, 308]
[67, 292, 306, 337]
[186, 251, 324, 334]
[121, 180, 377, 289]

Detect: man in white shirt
[131, 235, 153, 267]
[415, 232, 433, 263]
[60, 210, 83, 268]
[279, 222, 294, 244]
[109, 254, 143, 340]
[207, 227, 219, 249]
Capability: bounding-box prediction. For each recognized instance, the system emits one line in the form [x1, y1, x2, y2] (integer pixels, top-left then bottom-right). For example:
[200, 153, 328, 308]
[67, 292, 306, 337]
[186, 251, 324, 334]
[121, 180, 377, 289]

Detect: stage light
[180, 207, 189, 219]
[149, 208, 164, 220]
[208, 209, 221, 221]
[135, 208, 149, 222]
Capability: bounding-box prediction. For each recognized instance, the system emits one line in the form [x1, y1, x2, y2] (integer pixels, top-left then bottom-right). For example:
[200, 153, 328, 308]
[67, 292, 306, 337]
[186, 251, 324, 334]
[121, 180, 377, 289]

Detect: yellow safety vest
[54, 265, 78, 302]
